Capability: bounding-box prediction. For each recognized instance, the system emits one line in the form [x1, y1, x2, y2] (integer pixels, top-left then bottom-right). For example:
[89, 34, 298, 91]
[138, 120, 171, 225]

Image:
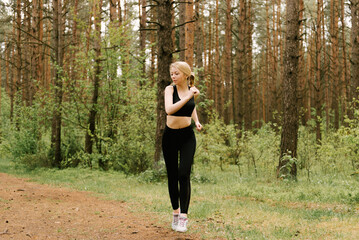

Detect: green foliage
[196, 112, 239, 169]
[0, 95, 52, 169]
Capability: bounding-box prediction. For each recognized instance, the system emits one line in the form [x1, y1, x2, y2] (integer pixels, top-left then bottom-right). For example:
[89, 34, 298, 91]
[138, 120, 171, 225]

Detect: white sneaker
[171, 213, 179, 230]
[176, 216, 188, 232]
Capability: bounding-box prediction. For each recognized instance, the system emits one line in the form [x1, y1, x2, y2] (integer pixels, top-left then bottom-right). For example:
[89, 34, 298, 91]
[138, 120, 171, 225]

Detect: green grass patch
[1, 158, 359, 239]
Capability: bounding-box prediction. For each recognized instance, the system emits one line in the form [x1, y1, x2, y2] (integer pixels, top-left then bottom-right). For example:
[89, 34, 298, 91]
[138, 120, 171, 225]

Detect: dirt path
[0, 173, 199, 240]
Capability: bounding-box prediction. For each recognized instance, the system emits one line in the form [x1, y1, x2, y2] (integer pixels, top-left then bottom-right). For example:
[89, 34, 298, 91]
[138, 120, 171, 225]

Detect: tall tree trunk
[85, 0, 103, 159]
[340, 0, 349, 120]
[16, 0, 22, 104]
[277, 0, 300, 179]
[207, 14, 213, 101]
[234, 0, 246, 129]
[266, 0, 273, 123]
[185, 0, 194, 67]
[179, 2, 186, 61]
[149, 0, 156, 85]
[51, 0, 64, 168]
[214, 0, 222, 116]
[314, 0, 323, 143]
[351, 0, 359, 108]
[331, 0, 340, 129]
[140, 0, 147, 80]
[223, 0, 233, 124]
[298, 0, 306, 125]
[195, 0, 206, 123]
[244, 0, 253, 130]
[154, 0, 174, 163]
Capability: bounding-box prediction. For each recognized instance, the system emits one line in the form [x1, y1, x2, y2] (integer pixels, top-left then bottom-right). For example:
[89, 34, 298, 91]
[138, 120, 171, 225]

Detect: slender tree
[179, 1, 186, 61]
[277, 0, 300, 179]
[154, 0, 174, 163]
[140, 0, 147, 78]
[51, 0, 65, 168]
[223, 0, 233, 125]
[185, 0, 194, 67]
[244, 0, 253, 130]
[214, 0, 222, 116]
[85, 0, 103, 160]
[331, 0, 340, 129]
[351, 0, 359, 106]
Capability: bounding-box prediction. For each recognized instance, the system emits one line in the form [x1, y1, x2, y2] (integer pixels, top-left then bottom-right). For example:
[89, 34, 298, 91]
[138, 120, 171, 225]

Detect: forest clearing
[1, 158, 359, 239]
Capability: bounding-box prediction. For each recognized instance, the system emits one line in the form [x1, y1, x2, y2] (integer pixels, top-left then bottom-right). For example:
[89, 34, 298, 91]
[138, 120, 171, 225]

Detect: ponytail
[188, 73, 195, 87]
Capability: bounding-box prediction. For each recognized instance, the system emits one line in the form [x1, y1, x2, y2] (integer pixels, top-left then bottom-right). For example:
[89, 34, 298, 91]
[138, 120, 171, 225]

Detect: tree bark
[331, 0, 340, 129]
[154, 0, 174, 163]
[140, 0, 147, 79]
[223, 0, 233, 125]
[277, 0, 300, 179]
[244, 0, 253, 130]
[351, 0, 359, 107]
[51, 0, 64, 168]
[314, 0, 323, 143]
[179, 2, 186, 61]
[195, 0, 206, 123]
[185, 0, 194, 67]
[214, 0, 222, 116]
[85, 0, 103, 160]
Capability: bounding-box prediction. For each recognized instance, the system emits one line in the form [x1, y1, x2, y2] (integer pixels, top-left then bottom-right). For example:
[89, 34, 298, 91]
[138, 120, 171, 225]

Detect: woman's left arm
[192, 107, 202, 131]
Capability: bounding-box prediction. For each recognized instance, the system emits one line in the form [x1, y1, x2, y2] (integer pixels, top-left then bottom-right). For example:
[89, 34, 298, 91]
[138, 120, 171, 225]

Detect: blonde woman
[162, 61, 202, 232]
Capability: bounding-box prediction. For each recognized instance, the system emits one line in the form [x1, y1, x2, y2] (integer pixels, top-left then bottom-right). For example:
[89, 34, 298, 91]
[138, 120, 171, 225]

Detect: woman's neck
[176, 82, 188, 91]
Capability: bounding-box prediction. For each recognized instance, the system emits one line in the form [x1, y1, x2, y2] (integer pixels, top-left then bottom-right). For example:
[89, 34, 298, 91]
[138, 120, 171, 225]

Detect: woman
[162, 61, 202, 232]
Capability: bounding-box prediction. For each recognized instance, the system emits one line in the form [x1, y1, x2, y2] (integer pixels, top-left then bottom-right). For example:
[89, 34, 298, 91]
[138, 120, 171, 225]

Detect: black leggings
[162, 125, 196, 214]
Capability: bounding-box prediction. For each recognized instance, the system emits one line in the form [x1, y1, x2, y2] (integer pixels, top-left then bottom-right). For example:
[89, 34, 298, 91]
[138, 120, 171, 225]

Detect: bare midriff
[166, 115, 191, 129]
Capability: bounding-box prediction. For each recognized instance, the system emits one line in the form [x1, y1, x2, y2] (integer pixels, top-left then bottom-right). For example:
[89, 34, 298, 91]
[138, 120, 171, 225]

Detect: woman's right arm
[164, 86, 194, 115]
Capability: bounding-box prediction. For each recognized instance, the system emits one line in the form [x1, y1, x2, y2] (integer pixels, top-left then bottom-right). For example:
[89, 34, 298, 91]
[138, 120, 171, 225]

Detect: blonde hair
[170, 61, 195, 87]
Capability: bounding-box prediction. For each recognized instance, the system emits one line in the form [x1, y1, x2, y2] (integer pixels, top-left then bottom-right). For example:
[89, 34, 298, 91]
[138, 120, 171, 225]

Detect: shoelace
[179, 217, 187, 227]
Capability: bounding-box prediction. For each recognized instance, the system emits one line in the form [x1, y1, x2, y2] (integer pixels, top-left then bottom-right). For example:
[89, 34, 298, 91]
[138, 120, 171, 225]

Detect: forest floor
[0, 173, 199, 240]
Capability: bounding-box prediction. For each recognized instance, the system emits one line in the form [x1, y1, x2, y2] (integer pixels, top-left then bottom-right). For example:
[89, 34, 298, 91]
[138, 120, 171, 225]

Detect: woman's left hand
[195, 122, 202, 132]
[190, 86, 200, 99]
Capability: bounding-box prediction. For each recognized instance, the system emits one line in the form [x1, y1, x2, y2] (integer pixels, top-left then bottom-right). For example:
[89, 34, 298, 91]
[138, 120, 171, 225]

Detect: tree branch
[172, 19, 196, 30]
[17, 26, 54, 50]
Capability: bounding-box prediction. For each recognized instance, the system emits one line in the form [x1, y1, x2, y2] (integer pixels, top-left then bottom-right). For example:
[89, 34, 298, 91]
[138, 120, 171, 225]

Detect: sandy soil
[0, 173, 199, 240]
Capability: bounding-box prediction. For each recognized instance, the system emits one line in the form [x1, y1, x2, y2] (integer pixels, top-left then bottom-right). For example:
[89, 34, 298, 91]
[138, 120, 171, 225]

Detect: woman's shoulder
[165, 85, 175, 92]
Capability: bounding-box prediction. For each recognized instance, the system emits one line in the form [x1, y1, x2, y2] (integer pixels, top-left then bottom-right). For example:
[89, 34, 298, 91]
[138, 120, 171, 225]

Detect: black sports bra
[171, 85, 195, 117]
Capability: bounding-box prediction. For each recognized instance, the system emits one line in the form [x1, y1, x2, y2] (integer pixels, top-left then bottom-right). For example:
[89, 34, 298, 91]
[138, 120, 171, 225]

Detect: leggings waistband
[165, 125, 193, 133]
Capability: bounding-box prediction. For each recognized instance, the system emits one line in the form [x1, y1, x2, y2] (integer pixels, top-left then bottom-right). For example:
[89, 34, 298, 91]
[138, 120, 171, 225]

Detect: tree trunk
[331, 0, 340, 129]
[185, 0, 194, 67]
[154, 0, 174, 163]
[214, 0, 222, 116]
[234, 0, 246, 129]
[16, 0, 22, 105]
[140, 0, 147, 79]
[195, 0, 206, 123]
[85, 0, 103, 160]
[51, 0, 64, 168]
[277, 0, 300, 179]
[244, 0, 253, 130]
[223, 0, 233, 125]
[340, 0, 349, 120]
[207, 15, 213, 101]
[149, 0, 156, 85]
[179, 2, 186, 61]
[314, 0, 323, 143]
[351, 0, 359, 107]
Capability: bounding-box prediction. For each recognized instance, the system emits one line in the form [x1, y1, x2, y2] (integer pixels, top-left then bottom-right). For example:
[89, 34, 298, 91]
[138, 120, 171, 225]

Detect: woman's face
[170, 67, 186, 85]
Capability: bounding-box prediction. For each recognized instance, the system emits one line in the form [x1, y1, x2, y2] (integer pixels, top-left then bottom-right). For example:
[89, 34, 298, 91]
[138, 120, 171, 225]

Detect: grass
[1, 157, 359, 239]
